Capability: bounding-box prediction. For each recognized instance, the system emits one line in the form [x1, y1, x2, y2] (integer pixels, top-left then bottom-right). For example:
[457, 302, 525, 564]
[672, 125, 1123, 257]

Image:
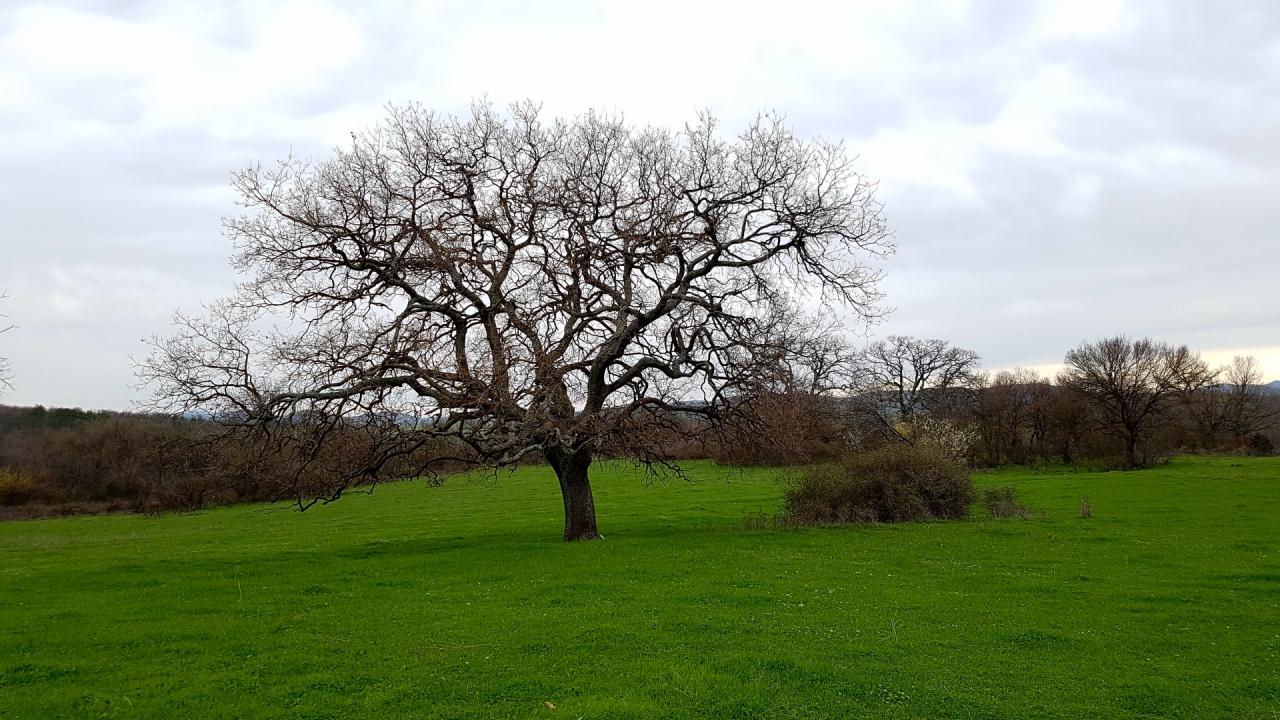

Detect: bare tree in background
[852, 335, 981, 443]
[139, 102, 893, 541]
[708, 312, 863, 465]
[1044, 383, 1091, 464]
[0, 291, 13, 395]
[1058, 336, 1214, 466]
[1173, 354, 1277, 451]
[973, 368, 1049, 464]
[1217, 356, 1278, 446]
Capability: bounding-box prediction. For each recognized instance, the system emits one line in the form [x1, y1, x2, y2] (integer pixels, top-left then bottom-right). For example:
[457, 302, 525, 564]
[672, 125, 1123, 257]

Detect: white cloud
[1, 1, 363, 141]
[1039, 0, 1127, 37]
[862, 124, 981, 194]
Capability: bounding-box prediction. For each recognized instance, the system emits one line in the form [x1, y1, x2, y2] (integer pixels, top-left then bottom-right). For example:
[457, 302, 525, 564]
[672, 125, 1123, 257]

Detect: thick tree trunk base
[546, 448, 602, 542]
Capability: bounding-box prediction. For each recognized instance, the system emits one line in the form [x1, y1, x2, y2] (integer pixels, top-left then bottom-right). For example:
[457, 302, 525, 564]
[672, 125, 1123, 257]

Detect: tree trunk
[545, 448, 602, 542]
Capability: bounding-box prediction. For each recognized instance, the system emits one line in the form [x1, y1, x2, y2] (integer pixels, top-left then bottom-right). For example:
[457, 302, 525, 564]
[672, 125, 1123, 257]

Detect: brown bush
[982, 486, 1032, 519]
[783, 443, 973, 524]
[0, 416, 249, 512]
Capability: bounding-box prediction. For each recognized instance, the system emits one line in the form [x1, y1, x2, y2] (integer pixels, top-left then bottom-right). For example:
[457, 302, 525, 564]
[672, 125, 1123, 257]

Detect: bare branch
[138, 103, 893, 540]
[0, 291, 14, 394]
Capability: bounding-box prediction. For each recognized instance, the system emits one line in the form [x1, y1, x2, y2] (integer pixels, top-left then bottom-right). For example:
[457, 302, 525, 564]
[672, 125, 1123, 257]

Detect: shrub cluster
[782, 443, 973, 525]
[0, 412, 262, 518]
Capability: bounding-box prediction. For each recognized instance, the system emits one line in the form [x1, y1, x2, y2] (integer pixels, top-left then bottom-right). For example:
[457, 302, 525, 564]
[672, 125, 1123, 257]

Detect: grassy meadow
[1, 456, 1278, 719]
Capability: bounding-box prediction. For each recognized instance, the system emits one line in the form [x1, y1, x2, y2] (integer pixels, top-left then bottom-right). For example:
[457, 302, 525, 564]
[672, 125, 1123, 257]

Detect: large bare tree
[140, 103, 893, 541]
[1058, 336, 1214, 466]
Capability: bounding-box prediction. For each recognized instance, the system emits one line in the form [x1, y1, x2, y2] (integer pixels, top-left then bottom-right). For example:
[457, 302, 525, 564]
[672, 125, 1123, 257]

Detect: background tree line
[961, 338, 1277, 467]
[1, 334, 1275, 520]
[709, 335, 1278, 470]
[0, 405, 470, 519]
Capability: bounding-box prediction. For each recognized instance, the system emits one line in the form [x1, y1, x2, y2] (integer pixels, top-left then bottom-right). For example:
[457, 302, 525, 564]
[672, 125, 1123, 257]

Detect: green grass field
[1, 457, 1278, 719]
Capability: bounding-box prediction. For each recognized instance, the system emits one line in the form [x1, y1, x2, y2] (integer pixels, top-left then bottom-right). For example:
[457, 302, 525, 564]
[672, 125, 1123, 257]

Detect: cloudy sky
[1, 0, 1278, 409]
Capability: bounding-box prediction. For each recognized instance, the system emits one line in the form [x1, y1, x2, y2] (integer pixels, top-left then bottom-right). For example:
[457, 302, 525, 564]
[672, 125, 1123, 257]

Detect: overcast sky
[1, 0, 1278, 409]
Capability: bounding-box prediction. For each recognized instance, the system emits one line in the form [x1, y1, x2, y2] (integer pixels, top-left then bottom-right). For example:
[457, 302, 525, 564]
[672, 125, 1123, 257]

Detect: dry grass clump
[783, 443, 973, 525]
[982, 486, 1033, 519]
[1078, 495, 1094, 519]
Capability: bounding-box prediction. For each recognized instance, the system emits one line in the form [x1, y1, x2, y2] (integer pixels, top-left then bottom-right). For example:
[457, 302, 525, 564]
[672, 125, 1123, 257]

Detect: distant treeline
[713, 336, 1280, 470]
[957, 341, 1276, 467]
[1, 336, 1276, 520]
[961, 369, 1278, 467]
[0, 408, 463, 519]
[0, 408, 245, 518]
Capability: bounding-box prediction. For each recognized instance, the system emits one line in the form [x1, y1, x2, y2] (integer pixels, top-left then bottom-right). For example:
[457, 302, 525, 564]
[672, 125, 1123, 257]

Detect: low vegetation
[783, 443, 972, 524]
[0, 409, 266, 518]
[1, 457, 1277, 718]
[981, 485, 1033, 519]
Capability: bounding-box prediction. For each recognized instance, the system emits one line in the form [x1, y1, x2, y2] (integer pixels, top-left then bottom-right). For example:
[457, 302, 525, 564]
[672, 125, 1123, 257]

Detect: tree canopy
[141, 102, 893, 540]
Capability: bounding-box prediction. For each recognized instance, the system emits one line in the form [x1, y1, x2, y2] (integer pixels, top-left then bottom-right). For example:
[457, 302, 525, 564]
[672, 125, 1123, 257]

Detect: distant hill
[1216, 381, 1280, 394]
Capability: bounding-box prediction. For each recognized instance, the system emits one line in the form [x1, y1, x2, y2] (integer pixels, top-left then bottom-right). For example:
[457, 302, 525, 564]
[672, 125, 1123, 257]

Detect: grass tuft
[1079, 495, 1094, 519]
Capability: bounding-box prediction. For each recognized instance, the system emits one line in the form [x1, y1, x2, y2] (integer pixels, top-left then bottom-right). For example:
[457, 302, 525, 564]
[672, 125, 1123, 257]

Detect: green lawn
[1, 457, 1278, 719]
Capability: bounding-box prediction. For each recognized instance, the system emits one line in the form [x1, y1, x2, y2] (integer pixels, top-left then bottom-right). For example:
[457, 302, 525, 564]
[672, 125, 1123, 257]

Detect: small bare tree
[1058, 336, 1214, 466]
[140, 102, 893, 541]
[1217, 356, 1277, 446]
[852, 335, 981, 442]
[0, 291, 14, 395]
[1043, 383, 1091, 464]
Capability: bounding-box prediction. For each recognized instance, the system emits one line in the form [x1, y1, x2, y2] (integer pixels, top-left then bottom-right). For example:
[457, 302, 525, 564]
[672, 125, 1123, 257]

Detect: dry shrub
[783, 443, 973, 525]
[1078, 496, 1094, 519]
[738, 511, 776, 531]
[982, 486, 1032, 519]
